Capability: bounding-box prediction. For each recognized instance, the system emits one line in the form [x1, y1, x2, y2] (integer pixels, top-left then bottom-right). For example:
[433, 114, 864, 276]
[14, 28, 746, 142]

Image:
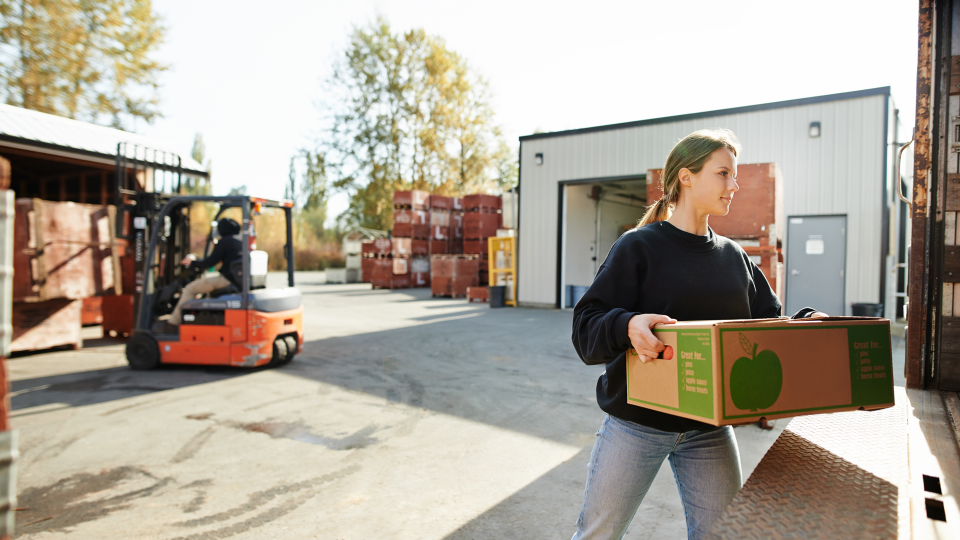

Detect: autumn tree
[0, 0, 167, 129]
[319, 17, 516, 231]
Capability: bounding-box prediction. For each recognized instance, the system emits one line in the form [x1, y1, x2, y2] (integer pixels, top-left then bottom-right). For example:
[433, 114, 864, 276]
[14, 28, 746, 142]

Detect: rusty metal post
[907, 0, 934, 389]
[0, 156, 17, 540]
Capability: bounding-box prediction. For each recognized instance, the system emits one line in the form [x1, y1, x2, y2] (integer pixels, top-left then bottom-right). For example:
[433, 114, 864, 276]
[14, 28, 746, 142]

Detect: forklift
[122, 194, 303, 370]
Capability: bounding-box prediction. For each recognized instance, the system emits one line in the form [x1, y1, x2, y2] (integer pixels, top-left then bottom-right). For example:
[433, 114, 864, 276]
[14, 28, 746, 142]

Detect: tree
[320, 17, 510, 231]
[182, 132, 211, 195]
[0, 0, 167, 129]
[298, 150, 328, 238]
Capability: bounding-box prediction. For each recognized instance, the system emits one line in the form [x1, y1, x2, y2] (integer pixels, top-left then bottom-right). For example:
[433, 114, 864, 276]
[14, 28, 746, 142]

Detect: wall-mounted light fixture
[809, 121, 821, 138]
[535, 152, 544, 165]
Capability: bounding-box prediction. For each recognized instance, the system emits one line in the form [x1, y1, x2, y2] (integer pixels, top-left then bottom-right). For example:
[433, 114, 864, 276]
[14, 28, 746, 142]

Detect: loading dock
[559, 177, 646, 308]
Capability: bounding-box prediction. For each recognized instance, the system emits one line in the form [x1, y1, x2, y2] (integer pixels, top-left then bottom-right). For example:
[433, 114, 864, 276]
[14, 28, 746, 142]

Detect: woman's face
[681, 147, 739, 216]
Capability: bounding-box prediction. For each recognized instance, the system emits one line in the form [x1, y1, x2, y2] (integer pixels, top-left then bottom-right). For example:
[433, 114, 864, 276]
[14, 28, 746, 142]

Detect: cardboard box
[626, 317, 894, 426]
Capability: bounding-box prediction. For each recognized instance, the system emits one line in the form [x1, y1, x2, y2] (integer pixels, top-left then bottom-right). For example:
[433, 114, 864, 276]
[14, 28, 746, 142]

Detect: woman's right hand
[628, 314, 677, 363]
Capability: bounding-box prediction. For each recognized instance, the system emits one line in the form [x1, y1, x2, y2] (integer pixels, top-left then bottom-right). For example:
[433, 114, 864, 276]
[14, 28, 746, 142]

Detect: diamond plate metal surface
[707, 388, 909, 539]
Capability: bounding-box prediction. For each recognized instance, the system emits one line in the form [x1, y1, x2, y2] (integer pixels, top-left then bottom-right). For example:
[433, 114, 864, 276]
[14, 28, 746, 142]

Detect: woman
[571, 129, 813, 540]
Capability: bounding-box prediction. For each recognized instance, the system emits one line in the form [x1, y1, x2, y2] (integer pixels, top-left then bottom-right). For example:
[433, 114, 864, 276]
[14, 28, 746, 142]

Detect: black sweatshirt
[572, 221, 782, 433]
[190, 236, 243, 285]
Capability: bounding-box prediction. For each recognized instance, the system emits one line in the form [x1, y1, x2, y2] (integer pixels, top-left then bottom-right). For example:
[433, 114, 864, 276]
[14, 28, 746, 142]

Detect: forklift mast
[114, 143, 191, 322]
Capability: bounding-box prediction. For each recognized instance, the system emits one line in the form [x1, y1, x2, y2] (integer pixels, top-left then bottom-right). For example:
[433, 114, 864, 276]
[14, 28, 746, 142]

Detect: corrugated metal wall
[518, 92, 890, 312]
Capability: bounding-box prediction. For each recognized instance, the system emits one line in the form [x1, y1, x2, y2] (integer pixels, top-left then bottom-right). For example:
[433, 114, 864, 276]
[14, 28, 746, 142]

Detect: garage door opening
[559, 177, 647, 309]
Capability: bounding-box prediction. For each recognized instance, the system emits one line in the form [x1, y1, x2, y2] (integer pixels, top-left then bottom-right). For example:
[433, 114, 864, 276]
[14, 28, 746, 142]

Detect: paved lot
[9, 272, 903, 539]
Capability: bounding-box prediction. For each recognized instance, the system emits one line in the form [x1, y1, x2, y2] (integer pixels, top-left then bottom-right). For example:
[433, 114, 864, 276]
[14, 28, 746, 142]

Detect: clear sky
[141, 0, 920, 223]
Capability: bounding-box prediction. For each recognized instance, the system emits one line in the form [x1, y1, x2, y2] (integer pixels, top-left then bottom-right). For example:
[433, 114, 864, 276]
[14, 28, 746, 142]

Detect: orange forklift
[123, 195, 303, 370]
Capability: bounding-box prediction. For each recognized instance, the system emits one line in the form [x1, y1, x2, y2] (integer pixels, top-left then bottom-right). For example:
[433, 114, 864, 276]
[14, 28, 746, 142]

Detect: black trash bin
[851, 303, 883, 317]
[489, 286, 506, 308]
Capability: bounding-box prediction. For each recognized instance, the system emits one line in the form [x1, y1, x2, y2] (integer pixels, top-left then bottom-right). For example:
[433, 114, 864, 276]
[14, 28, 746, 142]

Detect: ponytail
[638, 195, 672, 227]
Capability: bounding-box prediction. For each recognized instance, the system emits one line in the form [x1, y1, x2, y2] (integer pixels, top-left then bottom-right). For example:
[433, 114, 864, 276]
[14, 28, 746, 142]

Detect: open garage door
[559, 178, 647, 309]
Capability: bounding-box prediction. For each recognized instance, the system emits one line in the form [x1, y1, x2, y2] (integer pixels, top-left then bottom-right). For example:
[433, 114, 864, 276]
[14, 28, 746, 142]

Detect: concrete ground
[9, 272, 906, 539]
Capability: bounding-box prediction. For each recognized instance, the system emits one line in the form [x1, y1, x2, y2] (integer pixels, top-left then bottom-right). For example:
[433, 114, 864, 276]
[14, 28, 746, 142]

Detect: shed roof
[0, 103, 208, 176]
[519, 87, 891, 142]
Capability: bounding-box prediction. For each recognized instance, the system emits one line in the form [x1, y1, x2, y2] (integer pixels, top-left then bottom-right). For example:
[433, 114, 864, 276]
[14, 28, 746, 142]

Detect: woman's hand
[628, 314, 677, 363]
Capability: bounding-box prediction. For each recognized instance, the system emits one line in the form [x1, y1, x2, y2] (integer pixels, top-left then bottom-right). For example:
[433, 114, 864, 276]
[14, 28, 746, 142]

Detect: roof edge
[519, 87, 892, 142]
[0, 134, 210, 177]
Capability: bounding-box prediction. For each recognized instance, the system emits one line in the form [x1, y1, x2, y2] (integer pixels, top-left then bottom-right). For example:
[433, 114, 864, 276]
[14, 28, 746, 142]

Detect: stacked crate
[390, 238, 414, 289]
[391, 190, 430, 288]
[363, 238, 407, 289]
[462, 194, 503, 286]
[428, 195, 452, 256]
[450, 197, 464, 254]
[430, 255, 479, 298]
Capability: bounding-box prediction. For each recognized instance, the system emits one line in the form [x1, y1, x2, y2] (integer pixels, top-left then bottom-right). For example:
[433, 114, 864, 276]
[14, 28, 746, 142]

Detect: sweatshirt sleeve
[191, 241, 227, 271]
[749, 261, 782, 319]
[572, 235, 643, 366]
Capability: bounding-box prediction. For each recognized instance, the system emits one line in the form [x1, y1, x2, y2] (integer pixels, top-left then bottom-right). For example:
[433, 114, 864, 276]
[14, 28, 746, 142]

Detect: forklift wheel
[127, 333, 160, 371]
[270, 338, 288, 366]
[282, 335, 298, 364]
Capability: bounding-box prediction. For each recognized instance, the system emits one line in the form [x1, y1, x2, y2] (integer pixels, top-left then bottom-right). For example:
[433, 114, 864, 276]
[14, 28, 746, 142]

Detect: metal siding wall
[519, 95, 887, 311]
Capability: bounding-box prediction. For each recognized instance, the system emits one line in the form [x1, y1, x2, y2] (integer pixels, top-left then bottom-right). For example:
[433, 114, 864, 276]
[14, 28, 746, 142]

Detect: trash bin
[851, 303, 883, 317]
[489, 286, 506, 308]
[566, 285, 589, 308]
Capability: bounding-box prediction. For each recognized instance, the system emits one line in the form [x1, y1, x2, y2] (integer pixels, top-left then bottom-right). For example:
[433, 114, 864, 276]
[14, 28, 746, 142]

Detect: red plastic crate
[392, 238, 412, 258]
[361, 258, 376, 282]
[464, 213, 502, 240]
[463, 194, 501, 213]
[393, 223, 430, 239]
[393, 190, 430, 209]
[429, 195, 452, 210]
[463, 239, 487, 256]
[430, 239, 448, 255]
[430, 255, 479, 279]
[394, 209, 429, 225]
[411, 271, 430, 287]
[431, 225, 450, 240]
[362, 238, 393, 257]
[411, 239, 429, 256]
[468, 286, 489, 303]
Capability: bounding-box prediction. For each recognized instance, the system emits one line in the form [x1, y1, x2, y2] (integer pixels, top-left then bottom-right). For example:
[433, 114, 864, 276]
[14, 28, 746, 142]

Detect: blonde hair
[638, 128, 742, 227]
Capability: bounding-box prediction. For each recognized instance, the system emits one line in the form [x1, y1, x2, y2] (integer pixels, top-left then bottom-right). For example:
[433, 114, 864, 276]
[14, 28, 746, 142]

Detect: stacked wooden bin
[462, 195, 503, 286]
[377, 189, 504, 297]
[11, 198, 128, 350]
[387, 190, 430, 289]
[430, 255, 479, 298]
[363, 238, 407, 289]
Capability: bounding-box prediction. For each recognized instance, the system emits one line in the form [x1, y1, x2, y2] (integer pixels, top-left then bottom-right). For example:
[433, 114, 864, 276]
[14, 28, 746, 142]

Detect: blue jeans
[572, 415, 742, 540]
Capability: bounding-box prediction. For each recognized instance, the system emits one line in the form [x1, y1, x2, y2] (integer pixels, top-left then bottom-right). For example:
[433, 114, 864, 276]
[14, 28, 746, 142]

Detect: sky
[140, 0, 920, 223]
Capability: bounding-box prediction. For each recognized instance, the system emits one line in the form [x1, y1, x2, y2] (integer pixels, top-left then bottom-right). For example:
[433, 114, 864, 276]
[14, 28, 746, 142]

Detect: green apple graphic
[730, 333, 783, 411]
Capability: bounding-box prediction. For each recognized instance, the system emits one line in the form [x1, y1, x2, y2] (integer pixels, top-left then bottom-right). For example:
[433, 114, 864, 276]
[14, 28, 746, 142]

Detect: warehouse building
[517, 87, 909, 318]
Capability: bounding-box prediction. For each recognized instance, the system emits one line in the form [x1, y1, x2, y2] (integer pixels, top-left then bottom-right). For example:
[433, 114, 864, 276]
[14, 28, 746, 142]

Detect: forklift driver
[157, 217, 244, 332]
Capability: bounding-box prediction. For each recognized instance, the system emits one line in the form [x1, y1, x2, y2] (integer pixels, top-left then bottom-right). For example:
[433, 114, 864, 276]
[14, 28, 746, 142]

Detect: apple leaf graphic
[739, 333, 753, 356]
